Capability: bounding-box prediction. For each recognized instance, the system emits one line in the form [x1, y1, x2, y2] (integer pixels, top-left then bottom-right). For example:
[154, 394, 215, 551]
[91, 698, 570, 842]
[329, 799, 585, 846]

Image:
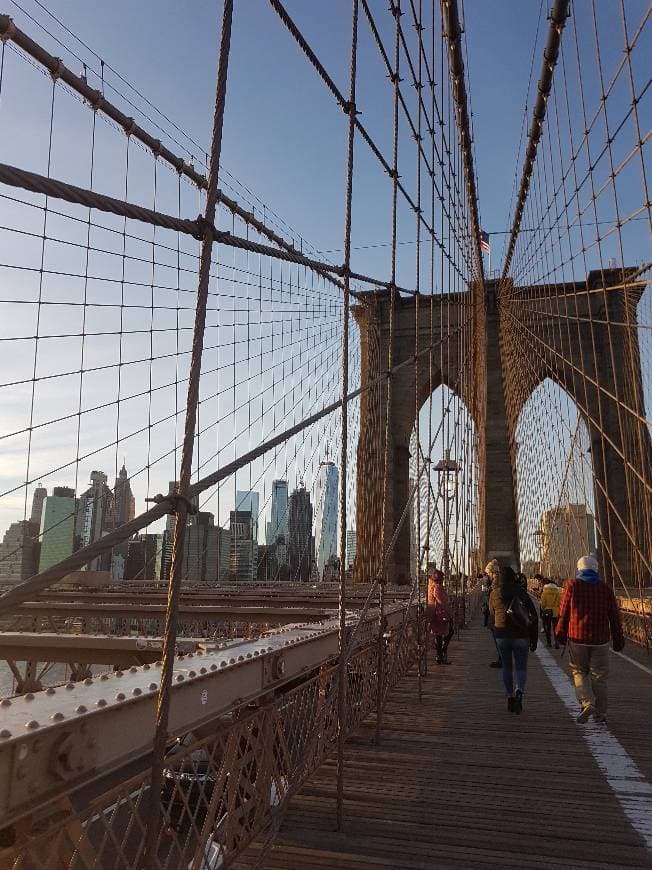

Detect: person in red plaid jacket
[555, 555, 625, 724]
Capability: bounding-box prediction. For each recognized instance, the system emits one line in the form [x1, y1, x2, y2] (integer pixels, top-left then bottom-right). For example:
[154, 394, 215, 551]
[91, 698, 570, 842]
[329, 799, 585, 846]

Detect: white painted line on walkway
[536, 644, 652, 851]
[611, 649, 652, 677]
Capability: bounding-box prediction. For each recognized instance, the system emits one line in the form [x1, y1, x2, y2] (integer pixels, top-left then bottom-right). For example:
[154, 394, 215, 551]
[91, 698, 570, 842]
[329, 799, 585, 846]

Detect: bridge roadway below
[237, 617, 652, 869]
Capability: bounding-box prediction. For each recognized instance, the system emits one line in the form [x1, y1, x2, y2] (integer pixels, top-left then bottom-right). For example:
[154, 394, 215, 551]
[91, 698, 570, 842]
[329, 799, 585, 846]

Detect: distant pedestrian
[484, 560, 503, 668]
[555, 556, 624, 724]
[489, 565, 538, 714]
[426, 569, 454, 665]
[540, 579, 562, 648]
[480, 573, 491, 626]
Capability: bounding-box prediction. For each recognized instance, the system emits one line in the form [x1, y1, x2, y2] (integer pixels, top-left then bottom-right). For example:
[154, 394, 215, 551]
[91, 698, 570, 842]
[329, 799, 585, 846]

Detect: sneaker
[489, 660, 502, 668]
[514, 689, 523, 714]
[507, 696, 515, 713]
[576, 702, 594, 723]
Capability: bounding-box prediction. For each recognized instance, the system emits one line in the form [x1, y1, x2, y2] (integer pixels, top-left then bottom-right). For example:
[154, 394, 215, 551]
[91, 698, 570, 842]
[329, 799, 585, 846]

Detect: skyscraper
[267, 480, 289, 544]
[159, 481, 201, 583]
[124, 534, 159, 582]
[30, 486, 47, 526]
[0, 521, 39, 586]
[288, 483, 313, 582]
[346, 529, 357, 570]
[235, 491, 260, 543]
[540, 503, 597, 579]
[229, 510, 256, 582]
[39, 488, 76, 572]
[112, 462, 135, 528]
[75, 471, 114, 571]
[314, 462, 338, 580]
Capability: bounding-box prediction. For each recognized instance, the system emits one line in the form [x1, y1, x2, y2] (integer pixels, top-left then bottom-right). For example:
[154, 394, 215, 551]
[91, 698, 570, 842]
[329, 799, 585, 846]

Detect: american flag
[480, 230, 490, 254]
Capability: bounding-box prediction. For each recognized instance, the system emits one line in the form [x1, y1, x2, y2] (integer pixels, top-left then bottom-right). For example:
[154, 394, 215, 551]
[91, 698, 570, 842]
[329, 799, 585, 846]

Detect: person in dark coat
[489, 565, 538, 714]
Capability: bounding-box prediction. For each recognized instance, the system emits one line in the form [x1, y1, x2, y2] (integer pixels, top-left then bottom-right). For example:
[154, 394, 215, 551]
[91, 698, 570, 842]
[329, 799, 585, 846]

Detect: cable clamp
[0, 15, 17, 42]
[123, 117, 136, 137]
[88, 88, 103, 111]
[49, 57, 65, 81]
[146, 493, 198, 516]
[342, 100, 358, 116]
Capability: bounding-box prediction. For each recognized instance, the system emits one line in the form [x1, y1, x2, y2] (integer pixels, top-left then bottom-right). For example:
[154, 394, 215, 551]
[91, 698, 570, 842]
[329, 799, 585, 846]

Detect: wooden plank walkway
[237, 616, 652, 869]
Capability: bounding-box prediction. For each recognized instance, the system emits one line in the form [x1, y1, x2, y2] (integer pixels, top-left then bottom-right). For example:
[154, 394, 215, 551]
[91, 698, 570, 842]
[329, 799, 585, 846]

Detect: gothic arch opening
[408, 384, 480, 581]
[515, 378, 596, 580]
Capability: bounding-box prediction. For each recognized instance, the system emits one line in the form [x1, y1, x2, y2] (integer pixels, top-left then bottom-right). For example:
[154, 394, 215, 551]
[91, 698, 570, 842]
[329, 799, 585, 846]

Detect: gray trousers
[568, 641, 610, 714]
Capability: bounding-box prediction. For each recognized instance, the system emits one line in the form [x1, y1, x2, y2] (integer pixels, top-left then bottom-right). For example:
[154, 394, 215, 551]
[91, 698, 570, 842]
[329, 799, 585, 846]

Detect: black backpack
[506, 594, 534, 629]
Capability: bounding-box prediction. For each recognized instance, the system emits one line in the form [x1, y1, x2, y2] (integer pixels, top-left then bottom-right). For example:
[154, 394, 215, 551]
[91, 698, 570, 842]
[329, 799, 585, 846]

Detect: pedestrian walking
[484, 560, 503, 668]
[481, 573, 491, 627]
[489, 565, 538, 714]
[555, 556, 625, 724]
[540, 579, 562, 648]
[426, 569, 454, 665]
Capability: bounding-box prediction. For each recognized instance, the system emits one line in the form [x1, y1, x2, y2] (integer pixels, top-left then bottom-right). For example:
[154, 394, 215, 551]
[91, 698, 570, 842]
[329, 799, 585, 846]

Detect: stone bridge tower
[352, 270, 650, 589]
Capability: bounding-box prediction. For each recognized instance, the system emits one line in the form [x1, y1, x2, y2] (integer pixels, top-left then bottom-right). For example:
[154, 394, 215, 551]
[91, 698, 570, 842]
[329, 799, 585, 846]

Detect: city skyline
[0, 461, 348, 585]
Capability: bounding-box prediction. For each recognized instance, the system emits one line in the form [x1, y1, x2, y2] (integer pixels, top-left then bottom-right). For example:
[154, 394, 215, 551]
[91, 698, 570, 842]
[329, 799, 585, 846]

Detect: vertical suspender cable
[336, 0, 359, 832]
[143, 1, 233, 864]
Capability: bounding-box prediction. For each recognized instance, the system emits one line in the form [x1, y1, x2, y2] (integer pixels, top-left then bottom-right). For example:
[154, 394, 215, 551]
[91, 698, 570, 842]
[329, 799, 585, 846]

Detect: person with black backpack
[489, 565, 539, 714]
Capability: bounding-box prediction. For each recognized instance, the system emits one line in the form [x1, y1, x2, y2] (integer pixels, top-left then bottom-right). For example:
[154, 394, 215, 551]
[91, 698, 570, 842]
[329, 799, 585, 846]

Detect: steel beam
[0, 604, 414, 827]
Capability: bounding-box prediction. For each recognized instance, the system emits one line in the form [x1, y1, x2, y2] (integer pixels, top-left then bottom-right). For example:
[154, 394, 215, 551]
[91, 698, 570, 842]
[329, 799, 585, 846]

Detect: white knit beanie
[577, 555, 599, 572]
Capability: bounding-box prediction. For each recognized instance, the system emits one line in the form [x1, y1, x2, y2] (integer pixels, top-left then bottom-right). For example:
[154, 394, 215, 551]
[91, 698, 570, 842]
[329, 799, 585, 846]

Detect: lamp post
[533, 528, 546, 577]
[434, 449, 461, 583]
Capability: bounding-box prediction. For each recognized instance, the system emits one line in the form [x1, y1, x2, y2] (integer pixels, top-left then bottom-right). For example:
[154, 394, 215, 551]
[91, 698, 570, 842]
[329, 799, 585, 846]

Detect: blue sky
[0, 0, 649, 564]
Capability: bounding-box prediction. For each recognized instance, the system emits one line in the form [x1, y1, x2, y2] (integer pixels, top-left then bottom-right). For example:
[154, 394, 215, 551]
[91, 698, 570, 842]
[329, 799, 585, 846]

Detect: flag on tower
[480, 230, 490, 254]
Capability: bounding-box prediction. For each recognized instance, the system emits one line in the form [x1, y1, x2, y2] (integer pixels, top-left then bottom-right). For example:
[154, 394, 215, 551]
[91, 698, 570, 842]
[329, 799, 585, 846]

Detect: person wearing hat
[555, 555, 625, 724]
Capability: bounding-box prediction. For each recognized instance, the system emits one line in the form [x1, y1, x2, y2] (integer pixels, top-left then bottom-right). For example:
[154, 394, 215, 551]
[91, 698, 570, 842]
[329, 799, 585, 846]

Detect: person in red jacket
[555, 555, 625, 724]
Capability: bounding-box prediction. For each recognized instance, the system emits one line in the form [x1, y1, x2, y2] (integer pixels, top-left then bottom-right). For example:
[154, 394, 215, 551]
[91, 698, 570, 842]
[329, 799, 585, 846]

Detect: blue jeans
[495, 637, 529, 696]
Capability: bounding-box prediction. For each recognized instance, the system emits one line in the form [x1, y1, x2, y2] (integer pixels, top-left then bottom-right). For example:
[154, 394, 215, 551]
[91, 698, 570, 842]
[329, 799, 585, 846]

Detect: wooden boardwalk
[238, 617, 652, 869]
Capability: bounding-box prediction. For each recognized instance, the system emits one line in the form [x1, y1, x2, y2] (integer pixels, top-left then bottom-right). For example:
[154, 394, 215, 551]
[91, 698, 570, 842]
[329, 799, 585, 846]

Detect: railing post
[142, 1, 234, 865]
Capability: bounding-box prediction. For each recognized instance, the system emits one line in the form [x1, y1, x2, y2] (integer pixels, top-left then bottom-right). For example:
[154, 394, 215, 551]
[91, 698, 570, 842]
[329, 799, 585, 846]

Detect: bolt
[25, 720, 39, 730]
[132, 688, 142, 696]
[45, 688, 56, 696]
[129, 667, 138, 674]
[96, 699, 107, 707]
[175, 675, 184, 682]
[115, 693, 126, 701]
[65, 683, 75, 690]
[148, 683, 158, 691]
[84, 678, 93, 686]
[24, 693, 35, 702]
[75, 705, 87, 714]
[0, 729, 11, 738]
[100, 674, 110, 681]
[0, 699, 11, 708]
[51, 712, 64, 722]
